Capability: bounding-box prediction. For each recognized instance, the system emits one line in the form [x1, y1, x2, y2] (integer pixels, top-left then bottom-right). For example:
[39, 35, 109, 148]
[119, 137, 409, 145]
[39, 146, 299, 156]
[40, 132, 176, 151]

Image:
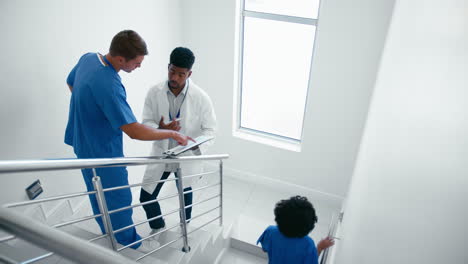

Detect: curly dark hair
[109, 30, 148, 61]
[170, 47, 195, 69]
[274, 196, 317, 238]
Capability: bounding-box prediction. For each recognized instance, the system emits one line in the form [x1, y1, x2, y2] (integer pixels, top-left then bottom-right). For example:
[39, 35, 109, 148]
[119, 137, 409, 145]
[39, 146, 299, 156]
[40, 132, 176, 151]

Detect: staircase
[0, 198, 271, 264]
[0, 156, 341, 264]
[0, 196, 238, 264]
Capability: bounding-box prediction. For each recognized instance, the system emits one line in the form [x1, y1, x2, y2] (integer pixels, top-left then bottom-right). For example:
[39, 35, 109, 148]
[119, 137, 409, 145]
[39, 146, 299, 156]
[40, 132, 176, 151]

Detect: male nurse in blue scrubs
[64, 30, 192, 252]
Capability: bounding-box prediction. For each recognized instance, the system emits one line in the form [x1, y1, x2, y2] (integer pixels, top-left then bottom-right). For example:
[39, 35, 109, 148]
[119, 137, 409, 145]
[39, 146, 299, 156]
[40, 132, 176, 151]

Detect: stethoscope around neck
[169, 79, 190, 120]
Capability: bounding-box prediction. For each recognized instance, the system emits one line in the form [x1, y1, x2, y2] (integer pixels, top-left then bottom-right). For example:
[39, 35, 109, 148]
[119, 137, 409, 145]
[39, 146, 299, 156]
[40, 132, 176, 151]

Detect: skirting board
[203, 161, 344, 203]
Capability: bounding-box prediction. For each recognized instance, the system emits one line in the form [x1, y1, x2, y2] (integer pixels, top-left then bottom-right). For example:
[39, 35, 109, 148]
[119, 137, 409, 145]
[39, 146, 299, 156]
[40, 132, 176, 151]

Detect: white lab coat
[141, 80, 217, 193]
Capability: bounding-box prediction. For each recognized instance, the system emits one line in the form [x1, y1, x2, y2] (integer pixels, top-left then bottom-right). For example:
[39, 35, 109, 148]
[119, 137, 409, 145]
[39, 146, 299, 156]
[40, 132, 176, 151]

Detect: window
[235, 0, 321, 151]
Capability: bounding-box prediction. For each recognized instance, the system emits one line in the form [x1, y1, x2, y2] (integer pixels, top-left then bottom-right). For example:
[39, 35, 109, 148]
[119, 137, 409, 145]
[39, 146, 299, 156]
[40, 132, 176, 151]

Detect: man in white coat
[140, 47, 217, 235]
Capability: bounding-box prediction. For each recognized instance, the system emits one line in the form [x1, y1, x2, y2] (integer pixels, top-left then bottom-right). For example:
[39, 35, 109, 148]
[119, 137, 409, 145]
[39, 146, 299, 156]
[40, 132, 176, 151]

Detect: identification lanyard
[169, 80, 190, 120]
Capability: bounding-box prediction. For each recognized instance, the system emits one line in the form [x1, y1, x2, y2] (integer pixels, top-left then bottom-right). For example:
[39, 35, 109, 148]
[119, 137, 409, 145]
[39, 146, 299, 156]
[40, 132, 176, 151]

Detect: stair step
[218, 247, 267, 264]
[62, 222, 225, 264]
[230, 237, 267, 259]
[63, 198, 230, 264]
[228, 215, 268, 259]
[60, 225, 177, 264]
[221, 247, 268, 264]
[0, 192, 229, 264]
[177, 226, 220, 264]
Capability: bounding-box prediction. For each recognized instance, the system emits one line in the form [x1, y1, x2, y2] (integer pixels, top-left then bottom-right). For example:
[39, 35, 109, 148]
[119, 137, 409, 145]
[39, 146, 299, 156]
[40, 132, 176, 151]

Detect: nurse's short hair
[109, 30, 148, 61]
[170, 47, 195, 69]
[274, 196, 317, 238]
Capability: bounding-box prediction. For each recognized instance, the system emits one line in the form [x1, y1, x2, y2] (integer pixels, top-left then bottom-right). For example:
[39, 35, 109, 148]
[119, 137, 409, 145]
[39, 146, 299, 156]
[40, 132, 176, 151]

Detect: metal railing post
[92, 169, 118, 251]
[175, 165, 190, 252]
[219, 160, 224, 226]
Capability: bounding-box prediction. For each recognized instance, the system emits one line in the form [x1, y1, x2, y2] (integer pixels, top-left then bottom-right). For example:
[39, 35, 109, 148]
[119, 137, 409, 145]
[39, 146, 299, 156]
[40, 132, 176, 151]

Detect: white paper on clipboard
[163, 135, 214, 157]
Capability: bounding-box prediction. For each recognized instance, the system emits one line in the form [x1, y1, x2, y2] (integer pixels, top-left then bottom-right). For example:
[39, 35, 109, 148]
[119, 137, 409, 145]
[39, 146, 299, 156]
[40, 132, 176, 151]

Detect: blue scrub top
[257, 225, 318, 264]
[65, 53, 137, 158]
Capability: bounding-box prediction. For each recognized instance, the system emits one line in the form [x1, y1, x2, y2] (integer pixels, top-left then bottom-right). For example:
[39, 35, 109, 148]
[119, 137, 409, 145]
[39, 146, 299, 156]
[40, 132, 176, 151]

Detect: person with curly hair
[257, 195, 335, 264]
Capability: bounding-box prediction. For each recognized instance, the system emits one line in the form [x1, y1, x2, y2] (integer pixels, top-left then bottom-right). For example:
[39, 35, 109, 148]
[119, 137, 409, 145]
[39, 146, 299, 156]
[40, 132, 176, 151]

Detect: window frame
[233, 0, 321, 152]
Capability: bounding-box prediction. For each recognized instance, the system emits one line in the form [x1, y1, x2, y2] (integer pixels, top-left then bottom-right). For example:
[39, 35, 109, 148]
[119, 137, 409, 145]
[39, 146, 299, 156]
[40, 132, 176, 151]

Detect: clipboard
[163, 135, 214, 157]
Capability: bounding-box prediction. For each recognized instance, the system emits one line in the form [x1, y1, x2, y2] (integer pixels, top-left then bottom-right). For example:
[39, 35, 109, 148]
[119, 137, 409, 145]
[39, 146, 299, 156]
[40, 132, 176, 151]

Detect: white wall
[334, 0, 468, 263]
[180, 0, 395, 197]
[0, 0, 182, 203]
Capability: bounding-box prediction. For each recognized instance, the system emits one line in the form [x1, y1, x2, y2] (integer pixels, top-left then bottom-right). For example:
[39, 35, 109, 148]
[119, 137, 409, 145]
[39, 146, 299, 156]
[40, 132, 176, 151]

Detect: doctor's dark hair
[274, 196, 317, 238]
[109, 30, 148, 61]
[170, 47, 195, 69]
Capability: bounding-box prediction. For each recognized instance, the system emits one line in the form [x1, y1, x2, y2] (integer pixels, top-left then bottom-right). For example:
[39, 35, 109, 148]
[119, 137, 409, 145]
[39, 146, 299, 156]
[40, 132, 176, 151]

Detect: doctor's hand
[159, 116, 181, 131]
[171, 132, 195, 146]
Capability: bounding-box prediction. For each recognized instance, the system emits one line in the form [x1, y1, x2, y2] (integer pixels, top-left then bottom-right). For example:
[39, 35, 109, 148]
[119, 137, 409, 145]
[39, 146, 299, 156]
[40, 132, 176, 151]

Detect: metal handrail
[113, 207, 181, 235]
[181, 170, 219, 180]
[0, 154, 229, 174]
[0, 207, 138, 264]
[186, 206, 221, 223]
[103, 177, 177, 192]
[134, 223, 185, 261]
[134, 216, 221, 262]
[0, 155, 228, 263]
[22, 252, 54, 264]
[175, 167, 190, 252]
[136, 233, 185, 261]
[108, 192, 180, 215]
[4, 190, 96, 208]
[89, 233, 110, 242]
[118, 222, 181, 252]
[0, 235, 15, 243]
[320, 213, 340, 264]
[183, 182, 220, 195]
[184, 194, 220, 210]
[54, 213, 103, 229]
[102, 170, 219, 193]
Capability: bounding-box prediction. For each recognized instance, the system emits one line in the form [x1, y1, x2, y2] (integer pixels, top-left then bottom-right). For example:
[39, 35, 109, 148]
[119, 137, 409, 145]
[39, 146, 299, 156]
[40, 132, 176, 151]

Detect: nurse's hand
[172, 131, 195, 146]
[159, 116, 181, 131]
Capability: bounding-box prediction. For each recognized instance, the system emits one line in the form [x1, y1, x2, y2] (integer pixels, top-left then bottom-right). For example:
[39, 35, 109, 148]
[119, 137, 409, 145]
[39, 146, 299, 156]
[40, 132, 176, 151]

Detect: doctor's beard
[168, 81, 182, 90]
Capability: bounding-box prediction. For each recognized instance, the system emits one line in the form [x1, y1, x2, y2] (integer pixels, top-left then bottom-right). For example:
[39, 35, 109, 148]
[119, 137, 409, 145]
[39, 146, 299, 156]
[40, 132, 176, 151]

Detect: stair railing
[320, 212, 342, 264]
[0, 154, 228, 263]
[0, 206, 138, 264]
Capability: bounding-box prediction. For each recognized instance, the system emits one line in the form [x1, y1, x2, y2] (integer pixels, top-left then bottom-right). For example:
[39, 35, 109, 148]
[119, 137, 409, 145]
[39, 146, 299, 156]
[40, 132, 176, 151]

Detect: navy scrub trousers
[139, 171, 193, 229]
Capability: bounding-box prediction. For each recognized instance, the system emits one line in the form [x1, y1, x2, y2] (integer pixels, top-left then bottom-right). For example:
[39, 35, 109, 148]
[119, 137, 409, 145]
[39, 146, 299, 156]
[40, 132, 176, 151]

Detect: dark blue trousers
[139, 171, 193, 229]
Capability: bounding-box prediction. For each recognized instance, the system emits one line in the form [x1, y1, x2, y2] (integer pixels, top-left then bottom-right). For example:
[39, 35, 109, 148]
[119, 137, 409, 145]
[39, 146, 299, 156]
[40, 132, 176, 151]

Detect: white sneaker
[177, 223, 191, 234]
[137, 239, 161, 254]
[148, 227, 165, 240]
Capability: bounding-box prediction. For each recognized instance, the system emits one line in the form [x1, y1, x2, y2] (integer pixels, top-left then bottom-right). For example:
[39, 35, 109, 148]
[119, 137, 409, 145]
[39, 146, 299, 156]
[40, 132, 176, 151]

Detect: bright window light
[245, 0, 320, 19]
[240, 17, 315, 140]
[236, 0, 320, 147]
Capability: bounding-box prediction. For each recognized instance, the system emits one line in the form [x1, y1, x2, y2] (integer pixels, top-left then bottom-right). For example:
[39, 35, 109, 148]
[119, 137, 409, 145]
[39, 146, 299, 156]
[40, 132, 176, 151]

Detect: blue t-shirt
[257, 225, 318, 264]
[65, 53, 137, 158]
